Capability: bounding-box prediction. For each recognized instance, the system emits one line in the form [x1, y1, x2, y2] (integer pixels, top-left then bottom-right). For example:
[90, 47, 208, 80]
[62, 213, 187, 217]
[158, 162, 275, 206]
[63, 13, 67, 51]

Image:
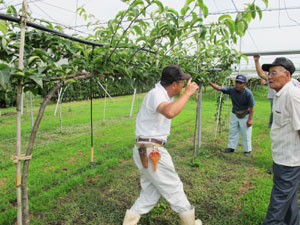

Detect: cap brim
[262, 64, 274, 72]
[182, 73, 192, 80]
[235, 79, 246, 83]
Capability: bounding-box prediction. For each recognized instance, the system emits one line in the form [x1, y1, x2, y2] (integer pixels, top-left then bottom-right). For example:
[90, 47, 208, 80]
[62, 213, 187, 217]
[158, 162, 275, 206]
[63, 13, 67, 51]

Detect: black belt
[136, 138, 166, 146]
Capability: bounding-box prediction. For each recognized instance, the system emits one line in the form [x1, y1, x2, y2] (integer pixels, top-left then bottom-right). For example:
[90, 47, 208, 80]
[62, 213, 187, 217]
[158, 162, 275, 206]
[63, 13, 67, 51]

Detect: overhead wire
[283, 0, 300, 26]
[0, 0, 43, 11]
[31, 2, 59, 24]
[278, 0, 281, 28]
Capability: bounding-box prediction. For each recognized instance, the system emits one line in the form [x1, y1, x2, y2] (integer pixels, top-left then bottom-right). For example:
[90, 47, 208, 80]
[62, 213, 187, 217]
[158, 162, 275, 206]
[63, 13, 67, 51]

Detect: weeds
[0, 87, 277, 224]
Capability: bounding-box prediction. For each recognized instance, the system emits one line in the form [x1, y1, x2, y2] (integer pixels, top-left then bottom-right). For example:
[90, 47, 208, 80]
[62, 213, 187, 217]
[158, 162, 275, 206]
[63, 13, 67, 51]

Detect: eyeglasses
[177, 80, 186, 87]
[267, 71, 287, 76]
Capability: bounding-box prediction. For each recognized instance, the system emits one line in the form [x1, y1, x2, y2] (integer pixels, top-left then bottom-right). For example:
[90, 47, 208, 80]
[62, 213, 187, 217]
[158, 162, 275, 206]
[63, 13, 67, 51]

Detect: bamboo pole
[17, 1, 27, 224]
[21, 87, 24, 115]
[16, 84, 23, 225]
[30, 92, 34, 128]
[215, 92, 224, 140]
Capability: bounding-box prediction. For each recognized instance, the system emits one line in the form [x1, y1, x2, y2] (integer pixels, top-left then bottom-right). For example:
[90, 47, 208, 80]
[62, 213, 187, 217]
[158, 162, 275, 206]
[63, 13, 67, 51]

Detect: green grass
[0, 86, 277, 224]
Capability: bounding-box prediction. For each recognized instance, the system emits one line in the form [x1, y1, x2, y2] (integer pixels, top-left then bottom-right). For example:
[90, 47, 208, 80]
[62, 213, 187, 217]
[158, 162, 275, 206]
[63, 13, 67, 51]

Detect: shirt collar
[157, 82, 172, 101]
[275, 81, 292, 97]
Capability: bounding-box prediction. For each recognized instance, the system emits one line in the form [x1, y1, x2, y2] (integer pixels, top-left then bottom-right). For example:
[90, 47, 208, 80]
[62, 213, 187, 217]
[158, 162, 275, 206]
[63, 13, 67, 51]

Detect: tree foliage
[0, 0, 268, 106]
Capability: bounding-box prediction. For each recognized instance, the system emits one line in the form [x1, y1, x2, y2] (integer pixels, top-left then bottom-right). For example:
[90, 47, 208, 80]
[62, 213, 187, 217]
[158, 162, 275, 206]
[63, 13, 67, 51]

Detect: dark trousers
[262, 162, 300, 225]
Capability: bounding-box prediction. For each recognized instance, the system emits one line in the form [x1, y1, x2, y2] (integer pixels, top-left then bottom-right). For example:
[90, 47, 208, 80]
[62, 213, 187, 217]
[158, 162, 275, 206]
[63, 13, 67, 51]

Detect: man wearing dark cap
[209, 74, 255, 156]
[254, 56, 300, 129]
[261, 57, 300, 225]
[123, 65, 202, 225]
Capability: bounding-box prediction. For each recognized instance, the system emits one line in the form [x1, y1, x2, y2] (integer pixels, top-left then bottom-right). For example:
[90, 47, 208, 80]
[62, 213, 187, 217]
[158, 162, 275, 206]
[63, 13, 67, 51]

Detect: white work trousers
[130, 144, 191, 214]
[228, 113, 252, 152]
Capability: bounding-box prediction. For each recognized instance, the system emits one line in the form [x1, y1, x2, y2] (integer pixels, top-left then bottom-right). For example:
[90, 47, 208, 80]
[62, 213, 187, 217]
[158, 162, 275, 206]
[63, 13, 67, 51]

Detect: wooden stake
[17, 1, 27, 224]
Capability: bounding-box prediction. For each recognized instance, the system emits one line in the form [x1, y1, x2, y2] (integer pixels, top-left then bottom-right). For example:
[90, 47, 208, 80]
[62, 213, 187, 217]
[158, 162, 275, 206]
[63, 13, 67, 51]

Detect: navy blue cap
[235, 74, 247, 83]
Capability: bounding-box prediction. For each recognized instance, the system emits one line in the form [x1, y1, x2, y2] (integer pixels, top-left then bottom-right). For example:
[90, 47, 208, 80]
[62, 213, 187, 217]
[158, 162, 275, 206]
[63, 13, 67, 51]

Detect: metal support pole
[90, 77, 95, 168]
[54, 88, 62, 116]
[130, 88, 136, 117]
[197, 85, 202, 154]
[97, 81, 115, 103]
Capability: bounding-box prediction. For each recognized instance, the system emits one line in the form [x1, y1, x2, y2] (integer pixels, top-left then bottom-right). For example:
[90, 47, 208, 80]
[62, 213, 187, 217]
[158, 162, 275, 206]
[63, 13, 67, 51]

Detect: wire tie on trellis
[11, 154, 32, 164]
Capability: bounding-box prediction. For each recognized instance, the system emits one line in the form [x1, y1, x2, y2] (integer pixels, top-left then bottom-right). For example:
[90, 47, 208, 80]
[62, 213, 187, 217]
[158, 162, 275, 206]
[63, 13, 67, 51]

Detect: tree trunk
[21, 73, 94, 224]
[21, 82, 63, 224]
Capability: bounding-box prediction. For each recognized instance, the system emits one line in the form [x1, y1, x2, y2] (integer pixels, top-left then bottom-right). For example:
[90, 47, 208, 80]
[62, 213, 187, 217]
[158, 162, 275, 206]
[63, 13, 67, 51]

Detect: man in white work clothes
[123, 65, 202, 225]
[261, 57, 300, 225]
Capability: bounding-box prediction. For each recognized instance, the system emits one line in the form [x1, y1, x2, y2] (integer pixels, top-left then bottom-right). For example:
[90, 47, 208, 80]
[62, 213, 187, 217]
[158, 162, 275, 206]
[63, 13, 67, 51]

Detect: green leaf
[6, 5, 17, 16]
[197, 0, 204, 9]
[166, 8, 179, 17]
[183, 21, 191, 29]
[224, 19, 235, 35]
[108, 20, 114, 33]
[218, 14, 231, 22]
[235, 20, 244, 36]
[241, 54, 249, 64]
[40, 19, 54, 29]
[38, 66, 48, 74]
[180, 5, 189, 16]
[154, 0, 164, 13]
[0, 22, 7, 35]
[28, 56, 41, 67]
[200, 27, 207, 40]
[190, 16, 203, 28]
[136, 36, 147, 43]
[0, 63, 10, 90]
[245, 12, 252, 22]
[249, 4, 256, 19]
[131, 0, 144, 8]
[261, 0, 268, 7]
[2, 37, 7, 49]
[133, 25, 142, 35]
[67, 79, 76, 83]
[14, 71, 25, 77]
[29, 75, 43, 88]
[31, 49, 48, 61]
[202, 5, 209, 18]
[256, 5, 263, 20]
[186, 0, 194, 6]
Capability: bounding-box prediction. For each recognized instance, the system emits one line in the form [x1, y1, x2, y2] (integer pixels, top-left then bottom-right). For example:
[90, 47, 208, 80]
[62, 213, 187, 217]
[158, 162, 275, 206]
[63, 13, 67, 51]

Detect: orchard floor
[0, 86, 287, 225]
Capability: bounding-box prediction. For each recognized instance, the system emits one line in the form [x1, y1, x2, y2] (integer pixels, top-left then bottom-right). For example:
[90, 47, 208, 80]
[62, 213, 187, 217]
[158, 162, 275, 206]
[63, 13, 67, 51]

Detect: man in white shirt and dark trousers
[122, 65, 202, 225]
[261, 57, 300, 225]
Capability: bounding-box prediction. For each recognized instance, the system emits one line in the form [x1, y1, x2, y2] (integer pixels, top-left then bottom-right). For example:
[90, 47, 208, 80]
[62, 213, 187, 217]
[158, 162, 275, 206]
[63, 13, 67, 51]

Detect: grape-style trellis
[0, 0, 268, 224]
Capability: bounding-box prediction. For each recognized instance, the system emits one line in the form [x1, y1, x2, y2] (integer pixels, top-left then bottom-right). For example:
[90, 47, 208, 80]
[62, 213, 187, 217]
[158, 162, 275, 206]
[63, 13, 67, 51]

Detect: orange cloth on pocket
[149, 149, 161, 172]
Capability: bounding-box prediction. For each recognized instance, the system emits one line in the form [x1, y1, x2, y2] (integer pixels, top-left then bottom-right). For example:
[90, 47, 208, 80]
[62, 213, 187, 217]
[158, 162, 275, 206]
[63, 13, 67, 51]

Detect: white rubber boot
[179, 206, 202, 225]
[122, 210, 141, 225]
